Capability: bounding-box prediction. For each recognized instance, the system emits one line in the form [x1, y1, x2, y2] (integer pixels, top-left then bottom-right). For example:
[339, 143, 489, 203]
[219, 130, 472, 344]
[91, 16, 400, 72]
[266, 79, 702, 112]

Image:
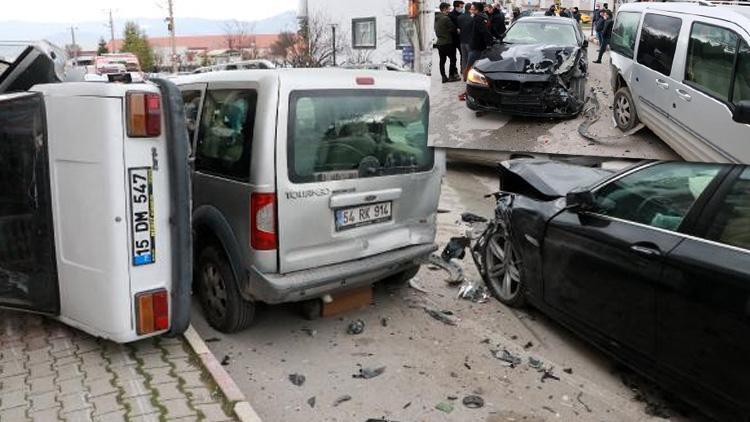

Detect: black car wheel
[613, 87, 640, 131]
[483, 230, 525, 307]
[197, 245, 255, 333]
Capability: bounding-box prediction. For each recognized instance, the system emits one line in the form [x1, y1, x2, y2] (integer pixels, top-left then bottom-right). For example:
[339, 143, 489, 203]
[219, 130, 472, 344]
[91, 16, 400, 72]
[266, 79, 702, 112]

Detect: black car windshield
[288, 90, 433, 183]
[504, 21, 578, 45]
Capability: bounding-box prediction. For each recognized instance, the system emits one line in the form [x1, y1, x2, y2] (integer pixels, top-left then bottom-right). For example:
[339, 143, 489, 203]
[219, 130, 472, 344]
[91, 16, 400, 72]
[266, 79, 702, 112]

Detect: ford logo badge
[364, 195, 377, 202]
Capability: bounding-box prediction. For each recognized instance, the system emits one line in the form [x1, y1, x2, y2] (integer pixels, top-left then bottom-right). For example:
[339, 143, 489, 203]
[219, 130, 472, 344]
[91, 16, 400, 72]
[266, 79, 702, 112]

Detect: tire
[196, 245, 255, 333]
[384, 264, 421, 285]
[481, 229, 526, 308]
[613, 87, 640, 132]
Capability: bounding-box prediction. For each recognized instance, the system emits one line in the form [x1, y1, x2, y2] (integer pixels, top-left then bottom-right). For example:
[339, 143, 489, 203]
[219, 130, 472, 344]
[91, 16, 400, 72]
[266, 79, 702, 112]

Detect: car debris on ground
[352, 366, 386, 379]
[492, 348, 523, 367]
[288, 373, 306, 386]
[346, 319, 366, 335]
[457, 280, 490, 303]
[435, 401, 455, 413]
[307, 396, 316, 408]
[462, 395, 485, 409]
[333, 395, 352, 407]
[423, 307, 459, 326]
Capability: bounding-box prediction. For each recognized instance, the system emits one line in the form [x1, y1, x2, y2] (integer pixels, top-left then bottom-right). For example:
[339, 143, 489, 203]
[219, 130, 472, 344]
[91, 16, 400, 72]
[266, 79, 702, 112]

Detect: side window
[611, 12, 641, 59]
[636, 13, 682, 76]
[734, 40, 750, 104]
[685, 22, 738, 103]
[594, 162, 722, 231]
[195, 89, 257, 181]
[181, 90, 202, 145]
[706, 168, 750, 250]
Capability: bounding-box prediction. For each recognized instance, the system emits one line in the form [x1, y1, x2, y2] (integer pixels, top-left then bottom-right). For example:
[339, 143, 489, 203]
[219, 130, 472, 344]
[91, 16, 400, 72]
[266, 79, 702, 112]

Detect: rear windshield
[288, 90, 432, 183]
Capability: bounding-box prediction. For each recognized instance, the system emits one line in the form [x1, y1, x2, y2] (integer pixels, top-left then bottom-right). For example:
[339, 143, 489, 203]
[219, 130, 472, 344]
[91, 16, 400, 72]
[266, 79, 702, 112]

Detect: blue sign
[402, 45, 414, 63]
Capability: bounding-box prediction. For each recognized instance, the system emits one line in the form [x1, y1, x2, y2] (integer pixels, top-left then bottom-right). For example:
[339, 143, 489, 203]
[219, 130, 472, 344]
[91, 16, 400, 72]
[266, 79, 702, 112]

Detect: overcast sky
[3, 0, 296, 22]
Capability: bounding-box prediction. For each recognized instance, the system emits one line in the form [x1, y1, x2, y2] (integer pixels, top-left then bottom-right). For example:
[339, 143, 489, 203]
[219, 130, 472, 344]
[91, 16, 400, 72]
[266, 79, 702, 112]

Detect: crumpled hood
[500, 159, 613, 198]
[474, 43, 579, 75]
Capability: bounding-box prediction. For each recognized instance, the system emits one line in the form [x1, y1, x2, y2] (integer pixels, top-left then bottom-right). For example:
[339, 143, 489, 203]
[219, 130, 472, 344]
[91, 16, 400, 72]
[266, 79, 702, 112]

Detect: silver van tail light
[251, 193, 277, 250]
[127, 92, 161, 137]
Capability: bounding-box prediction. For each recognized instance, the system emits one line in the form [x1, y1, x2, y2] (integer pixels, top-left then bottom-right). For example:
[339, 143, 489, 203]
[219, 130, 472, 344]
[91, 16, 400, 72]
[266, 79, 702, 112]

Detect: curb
[182, 325, 263, 422]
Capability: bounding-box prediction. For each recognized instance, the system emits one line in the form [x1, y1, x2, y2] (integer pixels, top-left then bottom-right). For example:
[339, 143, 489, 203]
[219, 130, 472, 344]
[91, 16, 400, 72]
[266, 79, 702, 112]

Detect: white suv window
[685, 22, 740, 103]
[734, 41, 750, 104]
[636, 13, 682, 77]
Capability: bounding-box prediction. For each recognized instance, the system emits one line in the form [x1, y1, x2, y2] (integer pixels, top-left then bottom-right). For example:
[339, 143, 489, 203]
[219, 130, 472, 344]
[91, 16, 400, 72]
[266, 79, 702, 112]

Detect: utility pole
[69, 26, 78, 62]
[331, 25, 337, 66]
[166, 0, 178, 73]
[108, 9, 116, 53]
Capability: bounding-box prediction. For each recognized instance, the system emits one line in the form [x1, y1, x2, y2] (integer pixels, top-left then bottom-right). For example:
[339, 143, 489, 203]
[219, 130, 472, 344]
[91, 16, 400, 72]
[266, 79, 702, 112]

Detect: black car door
[542, 162, 727, 359]
[657, 166, 750, 414]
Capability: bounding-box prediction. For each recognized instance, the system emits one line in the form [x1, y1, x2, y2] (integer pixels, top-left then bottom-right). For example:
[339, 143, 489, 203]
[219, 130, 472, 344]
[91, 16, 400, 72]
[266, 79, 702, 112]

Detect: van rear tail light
[135, 289, 169, 335]
[127, 92, 161, 137]
[251, 193, 277, 250]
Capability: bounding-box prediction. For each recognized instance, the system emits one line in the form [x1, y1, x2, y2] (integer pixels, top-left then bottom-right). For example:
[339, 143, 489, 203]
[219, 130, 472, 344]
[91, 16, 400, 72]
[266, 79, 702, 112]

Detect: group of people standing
[545, 5, 583, 21]
[434, 1, 506, 84]
[592, 3, 614, 63]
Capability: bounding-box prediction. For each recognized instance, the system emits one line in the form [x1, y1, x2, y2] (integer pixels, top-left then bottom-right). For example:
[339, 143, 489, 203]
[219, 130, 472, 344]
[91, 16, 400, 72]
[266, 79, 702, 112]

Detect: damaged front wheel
[613, 87, 640, 132]
[482, 230, 525, 308]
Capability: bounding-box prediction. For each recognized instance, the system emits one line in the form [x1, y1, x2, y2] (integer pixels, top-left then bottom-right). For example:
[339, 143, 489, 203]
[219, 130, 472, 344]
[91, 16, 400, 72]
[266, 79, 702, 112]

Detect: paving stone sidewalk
[0, 310, 237, 422]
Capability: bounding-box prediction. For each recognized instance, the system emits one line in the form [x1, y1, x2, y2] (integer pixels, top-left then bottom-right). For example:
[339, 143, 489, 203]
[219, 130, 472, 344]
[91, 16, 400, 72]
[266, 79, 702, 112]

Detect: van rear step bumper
[247, 243, 438, 304]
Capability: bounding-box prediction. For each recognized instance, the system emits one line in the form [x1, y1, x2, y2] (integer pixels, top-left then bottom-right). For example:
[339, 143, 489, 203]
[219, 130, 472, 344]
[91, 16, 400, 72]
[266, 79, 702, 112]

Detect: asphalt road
[428, 42, 681, 162]
[191, 165, 703, 422]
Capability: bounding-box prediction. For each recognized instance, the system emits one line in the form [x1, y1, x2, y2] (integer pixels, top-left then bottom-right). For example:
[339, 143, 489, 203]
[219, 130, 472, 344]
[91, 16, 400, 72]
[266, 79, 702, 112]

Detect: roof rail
[665, 0, 750, 5]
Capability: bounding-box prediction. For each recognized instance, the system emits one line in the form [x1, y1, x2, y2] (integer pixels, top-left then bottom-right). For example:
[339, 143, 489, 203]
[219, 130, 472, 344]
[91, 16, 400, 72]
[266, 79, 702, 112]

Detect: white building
[298, 0, 438, 68]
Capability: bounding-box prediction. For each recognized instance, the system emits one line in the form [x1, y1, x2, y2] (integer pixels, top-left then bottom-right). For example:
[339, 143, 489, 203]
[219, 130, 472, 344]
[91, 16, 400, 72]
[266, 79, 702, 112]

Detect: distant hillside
[0, 10, 297, 50]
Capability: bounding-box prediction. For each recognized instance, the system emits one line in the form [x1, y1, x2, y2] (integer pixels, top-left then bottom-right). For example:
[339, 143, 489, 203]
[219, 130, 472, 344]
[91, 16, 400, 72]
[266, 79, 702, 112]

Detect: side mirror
[582, 39, 589, 48]
[566, 189, 595, 211]
[733, 101, 750, 125]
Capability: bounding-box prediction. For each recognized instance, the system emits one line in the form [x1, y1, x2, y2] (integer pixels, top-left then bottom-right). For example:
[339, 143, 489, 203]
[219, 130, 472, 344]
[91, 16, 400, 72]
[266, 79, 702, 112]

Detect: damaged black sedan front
[466, 17, 589, 118]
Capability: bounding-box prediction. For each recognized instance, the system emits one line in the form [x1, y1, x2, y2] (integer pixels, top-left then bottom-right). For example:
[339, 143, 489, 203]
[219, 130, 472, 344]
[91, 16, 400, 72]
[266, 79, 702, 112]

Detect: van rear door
[274, 72, 442, 274]
[0, 92, 59, 314]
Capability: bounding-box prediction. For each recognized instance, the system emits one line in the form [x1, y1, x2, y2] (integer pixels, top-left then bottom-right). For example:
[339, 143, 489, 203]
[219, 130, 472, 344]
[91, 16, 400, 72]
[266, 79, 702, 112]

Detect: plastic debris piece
[462, 395, 485, 409]
[333, 395, 352, 407]
[441, 237, 470, 261]
[353, 366, 386, 379]
[541, 367, 561, 383]
[435, 402, 454, 413]
[523, 341, 534, 350]
[408, 278, 429, 293]
[289, 373, 306, 386]
[528, 356, 544, 370]
[564, 367, 573, 374]
[428, 254, 465, 284]
[403, 402, 412, 409]
[300, 327, 316, 337]
[381, 317, 389, 327]
[307, 396, 316, 408]
[576, 392, 592, 413]
[346, 319, 365, 335]
[457, 280, 490, 303]
[220, 355, 230, 366]
[424, 307, 458, 326]
[493, 349, 522, 367]
[204, 337, 221, 343]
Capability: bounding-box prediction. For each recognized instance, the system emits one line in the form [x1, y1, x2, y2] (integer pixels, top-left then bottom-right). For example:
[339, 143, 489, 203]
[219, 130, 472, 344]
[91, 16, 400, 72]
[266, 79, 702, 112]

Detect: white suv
[608, 2, 750, 163]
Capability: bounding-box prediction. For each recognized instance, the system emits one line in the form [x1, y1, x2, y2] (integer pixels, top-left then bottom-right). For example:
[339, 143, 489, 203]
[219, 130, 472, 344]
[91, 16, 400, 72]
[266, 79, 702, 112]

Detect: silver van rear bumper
[247, 243, 437, 304]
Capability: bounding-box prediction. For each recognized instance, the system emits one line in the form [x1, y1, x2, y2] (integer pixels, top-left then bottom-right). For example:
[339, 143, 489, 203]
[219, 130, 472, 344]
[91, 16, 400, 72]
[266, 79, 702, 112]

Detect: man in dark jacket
[436, 3, 459, 82]
[467, 2, 494, 72]
[572, 7, 581, 22]
[544, 5, 557, 16]
[593, 10, 614, 63]
[489, 4, 506, 39]
[448, 1, 464, 80]
[457, 2, 474, 77]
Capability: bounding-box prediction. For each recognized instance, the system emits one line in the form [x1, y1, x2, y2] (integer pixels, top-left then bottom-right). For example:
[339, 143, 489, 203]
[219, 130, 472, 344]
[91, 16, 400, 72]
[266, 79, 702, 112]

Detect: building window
[352, 17, 377, 49]
[396, 15, 411, 49]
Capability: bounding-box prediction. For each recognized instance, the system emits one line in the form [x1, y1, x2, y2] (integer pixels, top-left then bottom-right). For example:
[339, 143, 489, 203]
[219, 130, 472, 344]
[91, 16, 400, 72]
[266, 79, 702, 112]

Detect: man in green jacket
[435, 3, 459, 83]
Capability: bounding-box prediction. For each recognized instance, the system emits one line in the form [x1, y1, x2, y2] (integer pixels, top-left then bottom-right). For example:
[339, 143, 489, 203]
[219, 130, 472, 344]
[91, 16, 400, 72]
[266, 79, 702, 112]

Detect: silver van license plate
[335, 202, 392, 231]
[129, 167, 156, 266]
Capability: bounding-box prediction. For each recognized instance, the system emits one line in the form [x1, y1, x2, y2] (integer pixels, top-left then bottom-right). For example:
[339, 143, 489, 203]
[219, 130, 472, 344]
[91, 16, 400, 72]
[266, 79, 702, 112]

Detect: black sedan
[466, 17, 588, 118]
[475, 159, 750, 421]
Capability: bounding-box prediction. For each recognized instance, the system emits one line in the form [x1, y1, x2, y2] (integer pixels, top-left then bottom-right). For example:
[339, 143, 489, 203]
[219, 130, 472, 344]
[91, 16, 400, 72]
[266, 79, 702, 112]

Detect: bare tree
[270, 31, 298, 64]
[222, 20, 253, 51]
[291, 12, 347, 67]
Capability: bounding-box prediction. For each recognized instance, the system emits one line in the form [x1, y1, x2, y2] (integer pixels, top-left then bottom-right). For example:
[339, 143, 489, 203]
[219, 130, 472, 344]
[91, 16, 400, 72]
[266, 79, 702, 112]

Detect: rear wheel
[482, 230, 525, 307]
[197, 245, 255, 333]
[613, 87, 640, 131]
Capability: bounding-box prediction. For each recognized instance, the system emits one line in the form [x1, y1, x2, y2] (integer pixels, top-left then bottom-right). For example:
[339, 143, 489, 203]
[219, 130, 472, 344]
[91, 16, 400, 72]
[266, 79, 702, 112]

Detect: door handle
[655, 79, 669, 90]
[676, 89, 692, 102]
[630, 244, 662, 257]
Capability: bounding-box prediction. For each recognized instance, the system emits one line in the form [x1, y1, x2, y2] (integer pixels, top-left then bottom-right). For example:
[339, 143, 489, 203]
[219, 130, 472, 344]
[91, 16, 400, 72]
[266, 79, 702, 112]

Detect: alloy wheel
[485, 232, 522, 302]
[615, 95, 632, 127]
[201, 262, 228, 322]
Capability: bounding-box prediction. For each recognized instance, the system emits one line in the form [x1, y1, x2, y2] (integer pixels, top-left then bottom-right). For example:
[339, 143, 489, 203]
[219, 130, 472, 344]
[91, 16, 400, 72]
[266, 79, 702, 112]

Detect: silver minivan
[175, 69, 444, 332]
[608, 2, 750, 163]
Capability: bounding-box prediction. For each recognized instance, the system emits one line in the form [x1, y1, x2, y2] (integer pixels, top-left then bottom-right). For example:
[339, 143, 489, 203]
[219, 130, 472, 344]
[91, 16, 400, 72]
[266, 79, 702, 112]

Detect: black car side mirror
[733, 101, 750, 124]
[566, 189, 595, 211]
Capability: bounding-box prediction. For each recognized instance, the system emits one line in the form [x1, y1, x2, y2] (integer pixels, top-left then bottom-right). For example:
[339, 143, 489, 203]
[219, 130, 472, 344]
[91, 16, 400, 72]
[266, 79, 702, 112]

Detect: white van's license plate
[335, 202, 392, 231]
[129, 167, 156, 266]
